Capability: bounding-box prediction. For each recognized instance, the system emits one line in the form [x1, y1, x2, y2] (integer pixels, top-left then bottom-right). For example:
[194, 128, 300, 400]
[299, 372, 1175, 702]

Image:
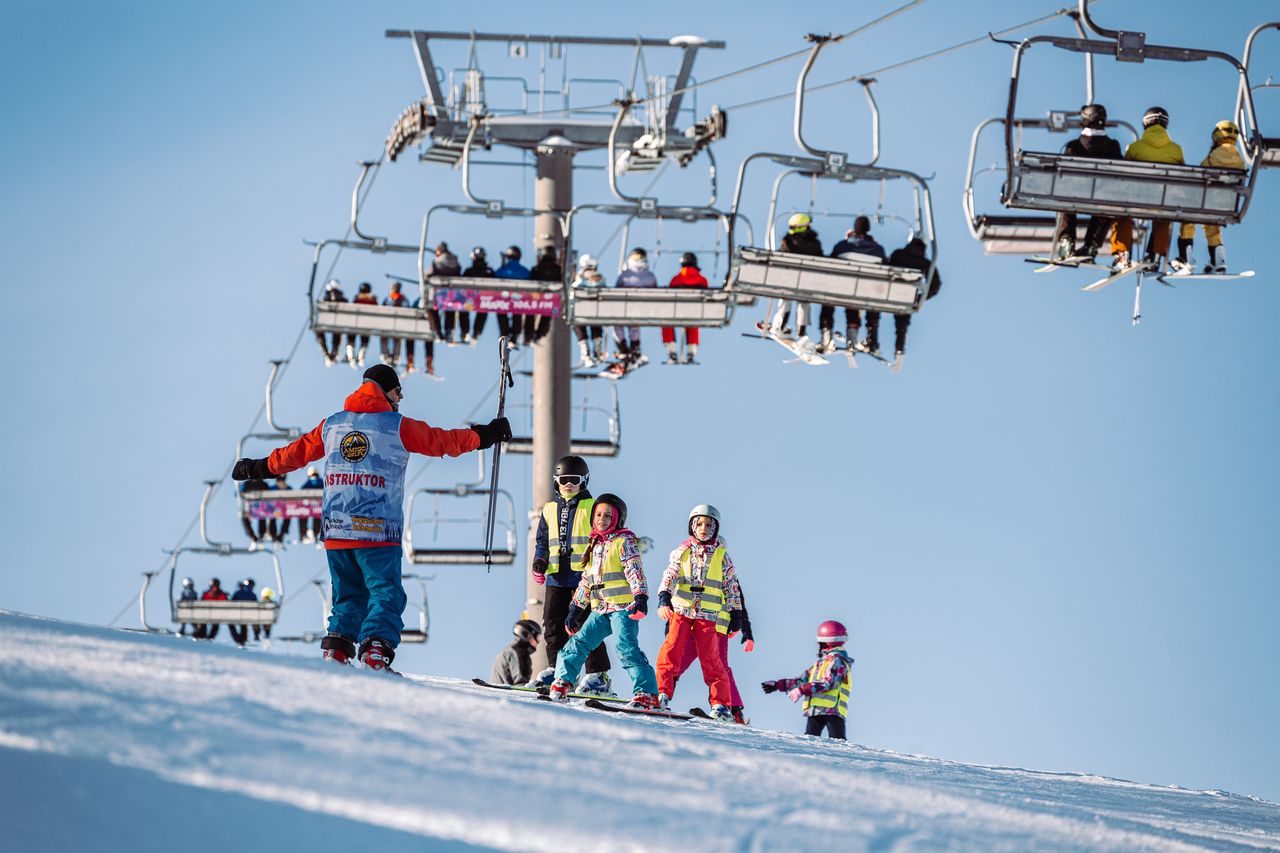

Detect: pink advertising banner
[246, 499, 322, 520]
[434, 288, 561, 317]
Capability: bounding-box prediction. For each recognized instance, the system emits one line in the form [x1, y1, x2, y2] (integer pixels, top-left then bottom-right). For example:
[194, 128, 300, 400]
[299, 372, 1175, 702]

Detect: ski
[1026, 254, 1099, 273]
[582, 698, 694, 720]
[470, 678, 629, 703]
[471, 677, 543, 694]
[535, 686, 630, 703]
[598, 359, 649, 379]
[1083, 260, 1153, 293]
[1156, 269, 1255, 283]
[742, 330, 828, 366]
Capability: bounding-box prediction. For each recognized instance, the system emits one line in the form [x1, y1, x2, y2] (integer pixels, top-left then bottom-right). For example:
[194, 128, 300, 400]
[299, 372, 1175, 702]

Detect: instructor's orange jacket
[266, 381, 480, 549]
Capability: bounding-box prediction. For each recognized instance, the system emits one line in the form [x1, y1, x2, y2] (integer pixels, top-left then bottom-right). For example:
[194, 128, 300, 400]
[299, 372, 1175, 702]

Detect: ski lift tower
[384, 29, 726, 668]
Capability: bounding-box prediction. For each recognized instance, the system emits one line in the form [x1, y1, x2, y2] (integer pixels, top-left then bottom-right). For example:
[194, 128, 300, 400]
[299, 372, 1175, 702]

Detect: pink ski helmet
[816, 620, 848, 644]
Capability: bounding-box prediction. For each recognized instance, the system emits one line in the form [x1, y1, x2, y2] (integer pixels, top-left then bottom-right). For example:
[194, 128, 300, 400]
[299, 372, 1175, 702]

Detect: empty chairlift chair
[1237, 22, 1280, 168]
[505, 372, 621, 457]
[403, 482, 518, 566]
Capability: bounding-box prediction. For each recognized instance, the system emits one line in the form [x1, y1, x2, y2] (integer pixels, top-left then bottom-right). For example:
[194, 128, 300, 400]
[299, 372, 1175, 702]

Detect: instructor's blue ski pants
[326, 546, 405, 647]
[555, 610, 657, 695]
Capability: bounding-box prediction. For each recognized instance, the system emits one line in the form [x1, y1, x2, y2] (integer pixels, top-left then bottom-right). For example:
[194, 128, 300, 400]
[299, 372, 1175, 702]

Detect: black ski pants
[242, 518, 266, 543]
[861, 312, 911, 353]
[804, 714, 846, 740]
[542, 584, 610, 674]
[1054, 212, 1114, 253]
[229, 624, 249, 646]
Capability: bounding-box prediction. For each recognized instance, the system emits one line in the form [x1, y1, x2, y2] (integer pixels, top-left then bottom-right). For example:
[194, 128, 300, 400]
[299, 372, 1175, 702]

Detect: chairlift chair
[726, 36, 938, 318]
[1236, 22, 1280, 168]
[403, 482, 518, 565]
[1003, 0, 1263, 228]
[505, 371, 621, 457]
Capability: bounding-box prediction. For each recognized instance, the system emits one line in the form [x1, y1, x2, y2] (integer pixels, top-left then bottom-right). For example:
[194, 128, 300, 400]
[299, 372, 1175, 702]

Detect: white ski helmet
[577, 253, 598, 273]
[687, 503, 721, 537]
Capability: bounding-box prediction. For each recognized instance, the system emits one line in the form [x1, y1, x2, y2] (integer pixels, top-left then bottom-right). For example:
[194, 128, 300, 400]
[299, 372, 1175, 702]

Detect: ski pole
[483, 335, 514, 571]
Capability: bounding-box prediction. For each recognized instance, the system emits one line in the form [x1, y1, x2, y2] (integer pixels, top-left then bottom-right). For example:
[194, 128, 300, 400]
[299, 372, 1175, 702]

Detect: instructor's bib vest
[321, 410, 410, 543]
[803, 649, 852, 718]
[585, 536, 634, 608]
[672, 546, 731, 634]
[542, 498, 595, 573]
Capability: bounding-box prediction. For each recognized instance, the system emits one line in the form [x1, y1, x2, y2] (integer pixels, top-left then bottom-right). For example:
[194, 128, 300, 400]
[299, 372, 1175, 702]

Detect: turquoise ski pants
[555, 610, 657, 695]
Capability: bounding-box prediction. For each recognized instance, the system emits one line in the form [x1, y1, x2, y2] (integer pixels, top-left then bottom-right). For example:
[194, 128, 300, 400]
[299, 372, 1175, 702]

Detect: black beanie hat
[362, 364, 401, 394]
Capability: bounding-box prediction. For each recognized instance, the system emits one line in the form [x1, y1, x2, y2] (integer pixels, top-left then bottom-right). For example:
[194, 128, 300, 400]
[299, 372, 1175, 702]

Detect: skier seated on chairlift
[820, 215, 886, 354]
[572, 254, 609, 368]
[301, 465, 323, 544]
[238, 477, 269, 551]
[347, 282, 378, 368]
[456, 246, 494, 345]
[528, 245, 563, 346]
[380, 282, 411, 370]
[613, 248, 659, 368]
[405, 292, 437, 378]
[491, 618, 543, 686]
[267, 474, 293, 547]
[495, 245, 532, 348]
[662, 252, 709, 364]
[258, 587, 275, 643]
[195, 578, 228, 640]
[1172, 120, 1245, 275]
[316, 279, 348, 367]
[228, 578, 258, 647]
[766, 213, 824, 343]
[1053, 104, 1124, 263]
[1110, 106, 1185, 272]
[858, 237, 942, 369]
[428, 242, 466, 345]
[178, 577, 198, 636]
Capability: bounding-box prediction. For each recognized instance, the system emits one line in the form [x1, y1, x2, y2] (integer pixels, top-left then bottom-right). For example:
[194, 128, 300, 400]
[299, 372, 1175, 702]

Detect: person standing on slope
[491, 618, 542, 686]
[761, 619, 853, 740]
[531, 455, 612, 692]
[654, 504, 744, 722]
[548, 493, 660, 708]
[232, 364, 511, 672]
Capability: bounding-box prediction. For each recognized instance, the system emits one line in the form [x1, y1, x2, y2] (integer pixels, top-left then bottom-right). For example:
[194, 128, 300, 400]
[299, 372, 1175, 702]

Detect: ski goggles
[554, 474, 586, 487]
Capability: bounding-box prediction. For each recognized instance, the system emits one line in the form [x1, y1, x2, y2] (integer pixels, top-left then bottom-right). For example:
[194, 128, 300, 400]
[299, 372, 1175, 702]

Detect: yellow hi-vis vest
[543, 498, 595, 573]
[585, 536, 634, 608]
[803, 650, 852, 718]
[672, 546, 731, 634]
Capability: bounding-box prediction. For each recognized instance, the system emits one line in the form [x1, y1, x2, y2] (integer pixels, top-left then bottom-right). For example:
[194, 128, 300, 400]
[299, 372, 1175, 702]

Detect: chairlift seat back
[569, 286, 737, 328]
[1009, 151, 1250, 225]
[505, 437, 619, 457]
[313, 302, 438, 340]
[176, 600, 279, 626]
[973, 215, 1107, 256]
[239, 488, 322, 520]
[1260, 138, 1280, 167]
[732, 247, 924, 314]
[407, 547, 516, 566]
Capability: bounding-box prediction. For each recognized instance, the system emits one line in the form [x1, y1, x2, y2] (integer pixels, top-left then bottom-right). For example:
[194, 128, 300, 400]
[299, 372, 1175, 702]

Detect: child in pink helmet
[761, 619, 853, 739]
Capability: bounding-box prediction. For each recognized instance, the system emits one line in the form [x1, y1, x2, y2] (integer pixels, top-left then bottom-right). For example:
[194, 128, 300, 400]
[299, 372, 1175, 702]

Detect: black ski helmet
[209, 578, 221, 587]
[513, 618, 542, 643]
[358, 281, 372, 294]
[679, 251, 699, 269]
[592, 493, 627, 529]
[502, 245, 522, 261]
[471, 246, 487, 260]
[1142, 106, 1169, 128]
[1080, 103, 1107, 129]
[240, 578, 255, 589]
[554, 455, 589, 481]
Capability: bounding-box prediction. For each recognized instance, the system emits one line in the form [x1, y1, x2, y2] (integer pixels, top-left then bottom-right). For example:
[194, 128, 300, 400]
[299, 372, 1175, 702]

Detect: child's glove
[657, 591, 673, 621]
[565, 604, 586, 636]
[727, 610, 743, 636]
[531, 559, 547, 586]
[627, 594, 648, 620]
[743, 639, 756, 653]
[787, 683, 814, 703]
[761, 680, 779, 694]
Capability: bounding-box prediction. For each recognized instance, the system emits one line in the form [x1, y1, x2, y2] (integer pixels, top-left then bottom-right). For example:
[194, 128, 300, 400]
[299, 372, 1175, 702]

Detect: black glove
[233, 458, 273, 481]
[761, 680, 779, 694]
[565, 603, 587, 635]
[727, 610, 743, 635]
[471, 416, 513, 449]
[532, 559, 548, 575]
[629, 594, 648, 616]
[658, 591, 673, 609]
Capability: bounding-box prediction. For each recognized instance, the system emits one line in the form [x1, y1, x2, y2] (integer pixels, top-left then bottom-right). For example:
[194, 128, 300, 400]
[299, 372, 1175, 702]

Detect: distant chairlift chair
[504, 371, 621, 457]
[403, 477, 518, 566]
[1236, 22, 1280, 168]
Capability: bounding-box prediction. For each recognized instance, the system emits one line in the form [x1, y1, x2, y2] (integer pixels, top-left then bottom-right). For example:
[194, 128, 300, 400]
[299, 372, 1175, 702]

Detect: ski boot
[425, 355, 435, 376]
[891, 350, 905, 375]
[358, 637, 398, 674]
[684, 345, 697, 364]
[665, 346, 679, 364]
[709, 704, 734, 722]
[855, 337, 880, 357]
[629, 693, 661, 710]
[1111, 250, 1131, 273]
[657, 692, 671, 711]
[730, 706, 748, 725]
[405, 358, 416, 374]
[356, 347, 367, 368]
[321, 633, 355, 666]
[323, 355, 335, 368]
[817, 328, 834, 354]
[576, 671, 614, 698]
[1169, 237, 1194, 275]
[525, 667, 555, 689]
[547, 678, 573, 702]
[1053, 237, 1075, 262]
[578, 340, 595, 368]
[1206, 244, 1227, 275]
[346, 345, 358, 369]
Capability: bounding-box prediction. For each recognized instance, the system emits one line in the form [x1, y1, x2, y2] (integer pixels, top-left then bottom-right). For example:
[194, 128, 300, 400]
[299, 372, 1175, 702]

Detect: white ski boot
[1206, 244, 1227, 275]
[346, 344, 358, 369]
[578, 340, 595, 368]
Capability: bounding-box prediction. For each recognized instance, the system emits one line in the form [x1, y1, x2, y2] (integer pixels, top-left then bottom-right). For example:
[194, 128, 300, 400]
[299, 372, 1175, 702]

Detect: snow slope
[1, 611, 1277, 853]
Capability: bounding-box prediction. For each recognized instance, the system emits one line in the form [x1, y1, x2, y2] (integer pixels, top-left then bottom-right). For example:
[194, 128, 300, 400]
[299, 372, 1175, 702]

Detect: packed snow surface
[1, 611, 1277, 852]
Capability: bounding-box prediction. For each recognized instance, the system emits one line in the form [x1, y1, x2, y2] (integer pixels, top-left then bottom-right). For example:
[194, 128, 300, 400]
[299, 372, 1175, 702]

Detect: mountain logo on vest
[339, 431, 370, 463]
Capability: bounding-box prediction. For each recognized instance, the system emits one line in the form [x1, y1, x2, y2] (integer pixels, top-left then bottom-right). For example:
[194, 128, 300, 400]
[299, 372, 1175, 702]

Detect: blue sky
[3, 0, 1278, 802]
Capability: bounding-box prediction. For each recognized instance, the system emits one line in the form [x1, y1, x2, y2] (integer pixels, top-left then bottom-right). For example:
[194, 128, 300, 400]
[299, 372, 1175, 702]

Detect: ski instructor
[232, 364, 511, 672]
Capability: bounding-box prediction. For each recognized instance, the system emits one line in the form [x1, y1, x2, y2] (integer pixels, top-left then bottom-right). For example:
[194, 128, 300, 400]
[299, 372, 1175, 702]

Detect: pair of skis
[745, 326, 902, 373]
[472, 678, 715, 721]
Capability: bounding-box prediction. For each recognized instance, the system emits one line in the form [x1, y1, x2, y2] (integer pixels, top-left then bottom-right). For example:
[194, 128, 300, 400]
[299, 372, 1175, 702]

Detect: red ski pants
[656, 613, 733, 706]
[660, 326, 699, 345]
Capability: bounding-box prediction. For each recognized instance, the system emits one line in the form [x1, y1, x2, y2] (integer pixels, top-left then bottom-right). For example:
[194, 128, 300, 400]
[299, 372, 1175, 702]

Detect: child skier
[655, 504, 744, 721]
[548, 493, 660, 708]
[673, 591, 755, 723]
[761, 619, 853, 740]
[490, 618, 542, 686]
[532, 455, 612, 693]
[1171, 120, 1245, 275]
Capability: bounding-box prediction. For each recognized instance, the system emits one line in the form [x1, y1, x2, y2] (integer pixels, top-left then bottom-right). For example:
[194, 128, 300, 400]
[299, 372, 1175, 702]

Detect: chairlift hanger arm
[350, 161, 384, 244]
[1236, 22, 1280, 162]
[386, 30, 725, 49]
